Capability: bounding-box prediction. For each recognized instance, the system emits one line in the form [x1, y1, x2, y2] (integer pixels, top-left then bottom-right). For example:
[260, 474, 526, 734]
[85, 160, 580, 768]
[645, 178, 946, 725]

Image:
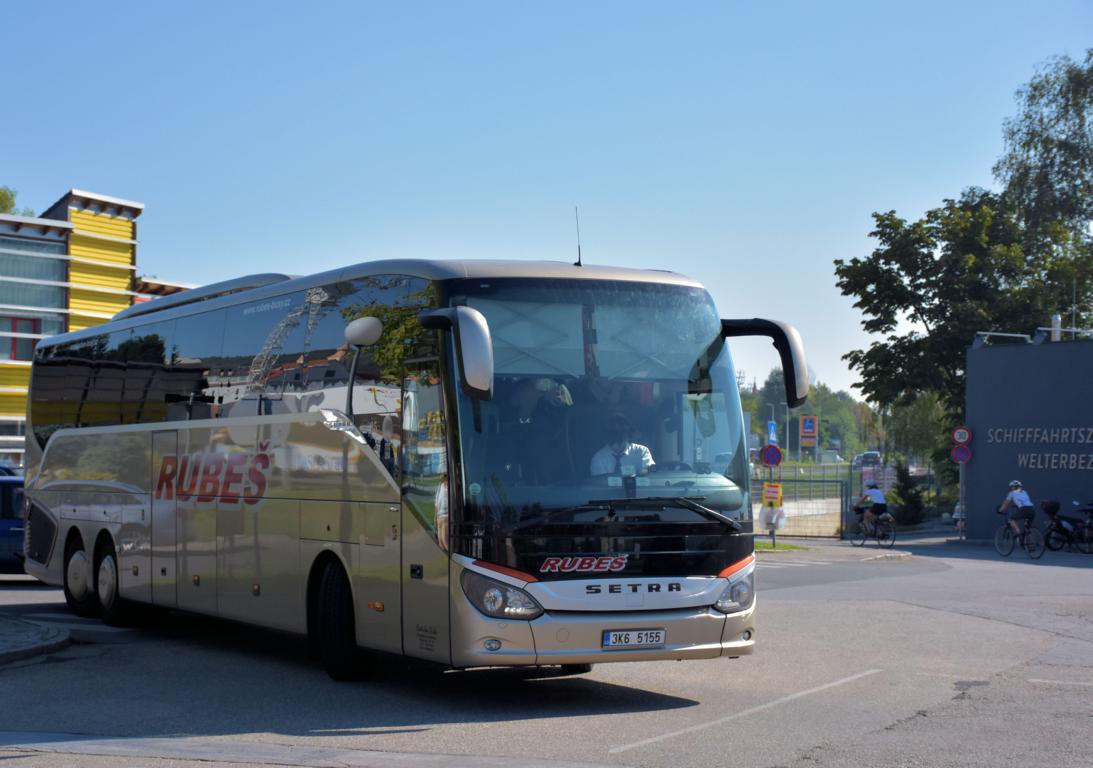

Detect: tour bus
[23, 260, 807, 678]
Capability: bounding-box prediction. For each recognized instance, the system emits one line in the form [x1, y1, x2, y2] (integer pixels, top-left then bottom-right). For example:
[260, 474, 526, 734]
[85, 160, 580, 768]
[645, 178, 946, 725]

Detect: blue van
[0, 475, 25, 573]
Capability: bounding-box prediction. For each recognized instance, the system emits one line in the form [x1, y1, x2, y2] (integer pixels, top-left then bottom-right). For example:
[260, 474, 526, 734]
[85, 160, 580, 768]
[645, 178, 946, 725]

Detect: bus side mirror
[720, 318, 809, 407]
[419, 306, 494, 400]
[344, 317, 383, 347]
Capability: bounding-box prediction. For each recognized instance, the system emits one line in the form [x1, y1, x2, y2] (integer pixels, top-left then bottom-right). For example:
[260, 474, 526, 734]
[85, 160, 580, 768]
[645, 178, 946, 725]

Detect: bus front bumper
[450, 601, 756, 668]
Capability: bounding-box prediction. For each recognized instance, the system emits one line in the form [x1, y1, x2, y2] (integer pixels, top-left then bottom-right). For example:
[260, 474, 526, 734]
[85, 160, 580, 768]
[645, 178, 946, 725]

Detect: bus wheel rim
[97, 554, 117, 609]
[67, 550, 91, 602]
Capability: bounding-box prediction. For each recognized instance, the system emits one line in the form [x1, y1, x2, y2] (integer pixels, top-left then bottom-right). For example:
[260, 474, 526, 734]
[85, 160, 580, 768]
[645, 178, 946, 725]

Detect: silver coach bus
[23, 260, 807, 678]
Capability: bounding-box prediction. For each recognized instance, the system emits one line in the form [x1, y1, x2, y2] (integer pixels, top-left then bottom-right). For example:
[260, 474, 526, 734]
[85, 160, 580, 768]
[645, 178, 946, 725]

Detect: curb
[0, 616, 71, 666]
[859, 550, 913, 562]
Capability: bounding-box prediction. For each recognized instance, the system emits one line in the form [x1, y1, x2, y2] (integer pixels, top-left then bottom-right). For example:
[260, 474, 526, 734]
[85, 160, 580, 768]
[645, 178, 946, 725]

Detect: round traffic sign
[952, 425, 972, 445]
[950, 444, 972, 464]
[761, 444, 783, 467]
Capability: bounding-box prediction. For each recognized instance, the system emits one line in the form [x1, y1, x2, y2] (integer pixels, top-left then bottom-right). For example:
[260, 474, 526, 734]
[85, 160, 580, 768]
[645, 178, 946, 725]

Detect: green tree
[808, 384, 863, 459]
[0, 185, 34, 217]
[755, 369, 866, 459]
[994, 50, 1093, 248]
[340, 279, 438, 382]
[756, 369, 790, 446]
[838, 54, 1093, 423]
[835, 188, 1088, 419]
[737, 385, 761, 444]
[887, 392, 946, 465]
[890, 461, 925, 526]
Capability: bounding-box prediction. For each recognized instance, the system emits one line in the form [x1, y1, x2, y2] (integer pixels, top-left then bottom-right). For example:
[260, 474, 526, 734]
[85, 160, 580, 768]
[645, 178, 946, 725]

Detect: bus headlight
[460, 570, 544, 621]
[714, 572, 754, 614]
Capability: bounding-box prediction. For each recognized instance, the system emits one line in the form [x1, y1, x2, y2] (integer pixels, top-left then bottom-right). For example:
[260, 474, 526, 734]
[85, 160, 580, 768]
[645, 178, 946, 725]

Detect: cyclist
[999, 480, 1034, 535]
[857, 482, 888, 532]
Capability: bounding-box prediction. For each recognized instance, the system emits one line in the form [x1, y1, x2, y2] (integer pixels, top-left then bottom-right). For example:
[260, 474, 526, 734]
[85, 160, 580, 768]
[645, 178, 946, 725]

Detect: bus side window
[401, 361, 448, 550]
[166, 309, 225, 420]
[64, 334, 112, 428]
[124, 321, 174, 424]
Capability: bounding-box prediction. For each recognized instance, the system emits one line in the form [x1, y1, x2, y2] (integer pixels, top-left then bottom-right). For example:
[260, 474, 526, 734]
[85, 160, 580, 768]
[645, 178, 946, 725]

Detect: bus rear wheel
[316, 560, 364, 681]
[63, 536, 98, 618]
[95, 539, 130, 626]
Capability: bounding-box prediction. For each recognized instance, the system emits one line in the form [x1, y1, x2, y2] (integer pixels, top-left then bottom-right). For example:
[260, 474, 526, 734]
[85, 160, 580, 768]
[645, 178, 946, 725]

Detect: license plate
[601, 629, 666, 649]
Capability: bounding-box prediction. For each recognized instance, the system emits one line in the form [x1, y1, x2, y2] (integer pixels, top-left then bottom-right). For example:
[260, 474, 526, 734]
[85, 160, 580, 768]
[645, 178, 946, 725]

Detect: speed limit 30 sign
[952, 426, 972, 445]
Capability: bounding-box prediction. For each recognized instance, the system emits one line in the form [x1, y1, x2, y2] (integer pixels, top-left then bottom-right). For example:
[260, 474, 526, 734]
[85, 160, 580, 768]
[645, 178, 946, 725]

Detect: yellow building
[0, 189, 145, 465]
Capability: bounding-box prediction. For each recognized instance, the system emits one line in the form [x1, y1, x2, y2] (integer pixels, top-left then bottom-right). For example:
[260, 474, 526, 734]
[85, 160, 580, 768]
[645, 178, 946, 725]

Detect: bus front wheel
[316, 560, 364, 681]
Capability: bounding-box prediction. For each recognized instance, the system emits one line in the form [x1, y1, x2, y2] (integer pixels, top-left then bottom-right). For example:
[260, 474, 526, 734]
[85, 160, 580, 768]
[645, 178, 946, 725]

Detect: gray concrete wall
[965, 339, 1093, 539]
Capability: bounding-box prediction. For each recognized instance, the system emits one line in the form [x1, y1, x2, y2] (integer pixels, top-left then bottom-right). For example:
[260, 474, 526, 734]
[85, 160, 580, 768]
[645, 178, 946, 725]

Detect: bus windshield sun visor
[720, 318, 808, 407]
[419, 306, 494, 400]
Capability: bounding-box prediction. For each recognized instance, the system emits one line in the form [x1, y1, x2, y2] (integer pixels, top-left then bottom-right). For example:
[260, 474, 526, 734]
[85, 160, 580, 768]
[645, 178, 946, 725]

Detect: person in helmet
[856, 481, 888, 531]
[999, 480, 1034, 535]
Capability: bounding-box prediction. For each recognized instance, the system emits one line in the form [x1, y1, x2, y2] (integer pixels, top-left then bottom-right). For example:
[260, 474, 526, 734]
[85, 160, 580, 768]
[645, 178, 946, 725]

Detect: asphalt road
[1, 538, 1090, 768]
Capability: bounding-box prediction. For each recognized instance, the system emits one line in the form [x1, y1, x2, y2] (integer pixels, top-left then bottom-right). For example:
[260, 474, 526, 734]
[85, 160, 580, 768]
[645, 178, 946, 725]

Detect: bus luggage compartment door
[151, 431, 177, 608]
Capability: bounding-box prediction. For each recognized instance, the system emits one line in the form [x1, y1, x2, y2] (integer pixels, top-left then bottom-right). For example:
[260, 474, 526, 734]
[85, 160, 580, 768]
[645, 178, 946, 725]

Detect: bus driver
[590, 414, 655, 476]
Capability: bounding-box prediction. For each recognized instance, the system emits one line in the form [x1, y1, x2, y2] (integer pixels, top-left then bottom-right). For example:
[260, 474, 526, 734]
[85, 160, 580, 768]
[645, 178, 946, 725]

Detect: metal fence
[753, 471, 848, 537]
[752, 463, 939, 539]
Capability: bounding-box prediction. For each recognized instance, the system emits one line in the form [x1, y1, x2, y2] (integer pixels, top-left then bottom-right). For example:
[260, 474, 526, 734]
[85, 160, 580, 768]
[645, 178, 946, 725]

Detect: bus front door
[399, 363, 451, 664]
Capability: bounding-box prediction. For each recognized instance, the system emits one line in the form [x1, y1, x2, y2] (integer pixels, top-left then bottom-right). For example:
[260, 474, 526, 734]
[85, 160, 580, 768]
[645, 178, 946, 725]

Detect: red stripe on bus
[472, 560, 539, 583]
[718, 553, 755, 579]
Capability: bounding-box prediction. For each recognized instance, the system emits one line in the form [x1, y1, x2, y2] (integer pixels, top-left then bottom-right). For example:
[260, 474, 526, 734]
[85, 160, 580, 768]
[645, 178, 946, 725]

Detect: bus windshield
[445, 278, 750, 578]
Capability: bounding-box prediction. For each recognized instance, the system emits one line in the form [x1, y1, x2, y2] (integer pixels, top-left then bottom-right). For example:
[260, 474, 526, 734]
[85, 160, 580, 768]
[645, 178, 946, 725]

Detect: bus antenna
[573, 206, 583, 267]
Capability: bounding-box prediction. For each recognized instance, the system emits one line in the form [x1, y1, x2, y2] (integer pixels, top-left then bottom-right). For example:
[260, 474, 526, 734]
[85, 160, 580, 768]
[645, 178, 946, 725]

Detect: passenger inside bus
[488, 377, 573, 485]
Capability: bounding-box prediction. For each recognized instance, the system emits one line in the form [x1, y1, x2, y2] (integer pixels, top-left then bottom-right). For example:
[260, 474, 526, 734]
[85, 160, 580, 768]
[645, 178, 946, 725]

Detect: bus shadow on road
[2, 585, 700, 734]
[131, 611, 701, 729]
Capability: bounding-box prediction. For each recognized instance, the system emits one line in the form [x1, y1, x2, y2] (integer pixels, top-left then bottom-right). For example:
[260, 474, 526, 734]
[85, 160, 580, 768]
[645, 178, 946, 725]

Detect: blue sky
[3, 1, 1090, 396]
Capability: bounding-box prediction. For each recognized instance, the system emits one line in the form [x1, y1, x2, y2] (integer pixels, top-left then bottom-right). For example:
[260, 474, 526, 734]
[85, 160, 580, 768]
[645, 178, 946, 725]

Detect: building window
[0, 317, 40, 361]
[0, 421, 24, 437]
[0, 236, 65, 256]
[0, 282, 67, 310]
[0, 251, 67, 282]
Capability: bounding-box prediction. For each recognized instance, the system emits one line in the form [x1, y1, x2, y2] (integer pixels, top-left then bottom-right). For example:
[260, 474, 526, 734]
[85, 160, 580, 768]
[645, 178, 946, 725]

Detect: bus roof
[38, 258, 703, 349]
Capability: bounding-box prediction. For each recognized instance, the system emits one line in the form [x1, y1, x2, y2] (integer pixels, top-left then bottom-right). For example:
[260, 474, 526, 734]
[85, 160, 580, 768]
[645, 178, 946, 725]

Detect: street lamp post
[781, 402, 791, 461]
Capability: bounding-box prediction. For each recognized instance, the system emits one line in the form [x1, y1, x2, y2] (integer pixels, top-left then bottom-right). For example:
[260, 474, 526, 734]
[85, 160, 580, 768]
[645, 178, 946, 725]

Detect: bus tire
[63, 535, 98, 618]
[94, 538, 130, 626]
[316, 559, 363, 681]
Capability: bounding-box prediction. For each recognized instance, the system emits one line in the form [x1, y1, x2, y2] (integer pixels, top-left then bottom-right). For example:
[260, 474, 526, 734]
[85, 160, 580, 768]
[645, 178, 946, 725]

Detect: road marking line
[1028, 678, 1093, 687]
[609, 668, 883, 754]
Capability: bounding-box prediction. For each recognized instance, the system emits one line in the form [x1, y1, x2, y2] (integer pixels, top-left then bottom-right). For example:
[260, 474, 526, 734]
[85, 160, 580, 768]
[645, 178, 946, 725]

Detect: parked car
[860, 451, 882, 467]
[0, 475, 25, 573]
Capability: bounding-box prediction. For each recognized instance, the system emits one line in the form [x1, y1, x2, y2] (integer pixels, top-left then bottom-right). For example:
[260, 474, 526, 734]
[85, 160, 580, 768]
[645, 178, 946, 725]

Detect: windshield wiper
[517, 503, 613, 527]
[586, 496, 743, 532]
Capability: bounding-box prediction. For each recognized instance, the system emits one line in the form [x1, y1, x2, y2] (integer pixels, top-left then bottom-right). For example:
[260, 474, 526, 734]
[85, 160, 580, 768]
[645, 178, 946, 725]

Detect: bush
[892, 461, 925, 526]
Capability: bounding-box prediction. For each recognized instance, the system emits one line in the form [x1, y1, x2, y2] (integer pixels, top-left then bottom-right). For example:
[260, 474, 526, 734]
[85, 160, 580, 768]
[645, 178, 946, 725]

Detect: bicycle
[993, 508, 1045, 559]
[850, 505, 896, 548]
[1042, 499, 1093, 554]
